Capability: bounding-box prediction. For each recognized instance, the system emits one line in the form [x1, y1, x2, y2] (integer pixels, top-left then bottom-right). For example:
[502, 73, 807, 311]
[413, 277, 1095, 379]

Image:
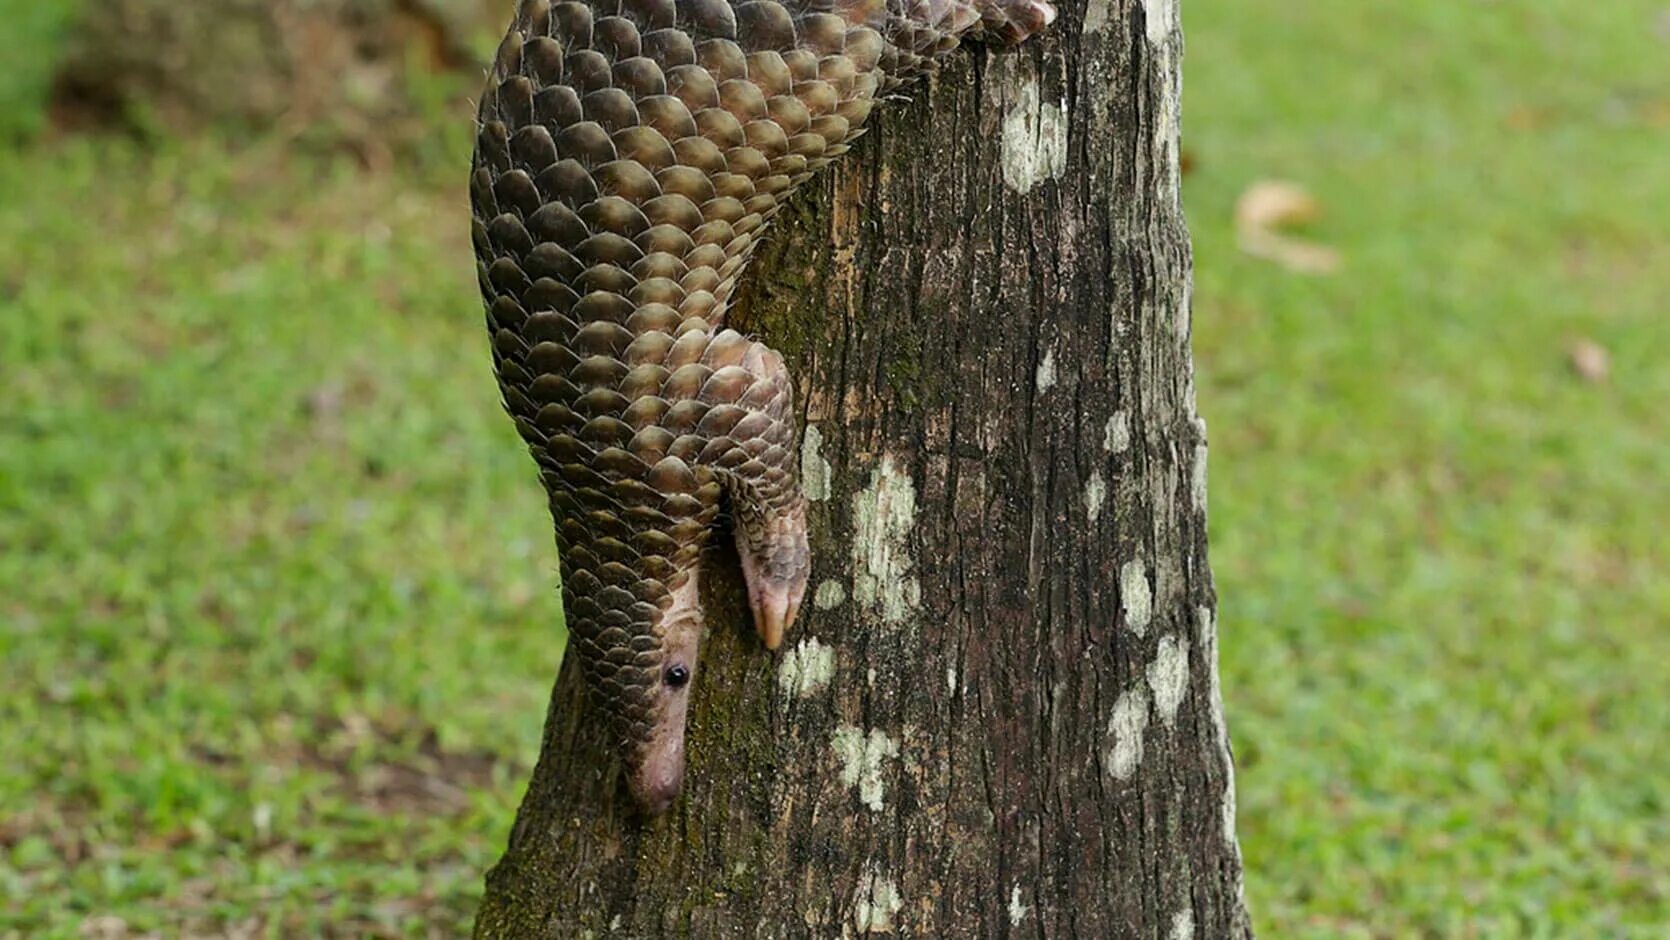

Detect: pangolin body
[471, 0, 1053, 814]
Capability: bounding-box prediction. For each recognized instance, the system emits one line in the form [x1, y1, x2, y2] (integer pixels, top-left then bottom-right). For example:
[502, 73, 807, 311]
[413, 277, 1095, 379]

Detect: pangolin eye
[663, 665, 690, 688]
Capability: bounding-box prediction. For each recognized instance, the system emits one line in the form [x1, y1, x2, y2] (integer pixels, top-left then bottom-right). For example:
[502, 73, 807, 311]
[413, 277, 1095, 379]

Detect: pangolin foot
[735, 501, 809, 651]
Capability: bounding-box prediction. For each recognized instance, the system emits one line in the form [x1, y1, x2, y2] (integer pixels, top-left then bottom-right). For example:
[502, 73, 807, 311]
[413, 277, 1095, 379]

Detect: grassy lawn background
[1186, 2, 1669, 934]
[2, 0, 1665, 936]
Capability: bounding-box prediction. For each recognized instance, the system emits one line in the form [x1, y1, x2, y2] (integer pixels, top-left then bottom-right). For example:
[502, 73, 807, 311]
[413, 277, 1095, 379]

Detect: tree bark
[474, 0, 1252, 935]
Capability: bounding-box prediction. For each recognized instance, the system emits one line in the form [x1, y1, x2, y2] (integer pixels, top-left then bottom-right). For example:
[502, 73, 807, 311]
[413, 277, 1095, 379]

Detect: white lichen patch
[1082, 0, 1112, 34]
[1035, 347, 1057, 392]
[1120, 559, 1152, 636]
[1106, 687, 1149, 780]
[1144, 0, 1177, 45]
[1191, 441, 1209, 513]
[802, 424, 833, 502]
[832, 725, 900, 813]
[1170, 906, 1195, 940]
[1141, 0, 1183, 206]
[1199, 606, 1242, 849]
[1085, 470, 1107, 523]
[851, 457, 920, 626]
[1154, 100, 1182, 203]
[1104, 412, 1131, 453]
[1008, 885, 1031, 925]
[1001, 77, 1067, 193]
[1147, 635, 1190, 728]
[852, 864, 905, 932]
[815, 579, 847, 610]
[777, 637, 835, 700]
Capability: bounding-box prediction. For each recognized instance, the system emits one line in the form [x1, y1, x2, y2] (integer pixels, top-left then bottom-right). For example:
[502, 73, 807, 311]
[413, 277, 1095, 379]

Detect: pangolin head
[614, 574, 703, 817]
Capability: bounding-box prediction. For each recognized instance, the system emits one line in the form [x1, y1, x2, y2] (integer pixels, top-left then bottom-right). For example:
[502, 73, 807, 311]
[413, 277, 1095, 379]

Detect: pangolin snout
[623, 580, 699, 816]
[630, 735, 685, 817]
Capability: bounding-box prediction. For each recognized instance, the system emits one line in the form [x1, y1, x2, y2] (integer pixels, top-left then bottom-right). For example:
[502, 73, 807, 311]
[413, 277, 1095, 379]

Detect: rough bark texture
[474, 0, 1252, 935]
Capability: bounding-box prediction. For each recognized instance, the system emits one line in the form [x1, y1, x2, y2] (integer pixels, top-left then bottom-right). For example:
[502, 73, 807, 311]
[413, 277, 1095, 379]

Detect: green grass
[1185, 0, 1670, 935]
[1, 0, 1667, 936]
[0, 143, 560, 935]
[0, 0, 80, 142]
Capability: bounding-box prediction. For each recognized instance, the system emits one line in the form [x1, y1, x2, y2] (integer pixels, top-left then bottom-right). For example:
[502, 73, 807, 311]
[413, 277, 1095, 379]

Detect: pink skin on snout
[632, 700, 689, 816]
[628, 574, 701, 816]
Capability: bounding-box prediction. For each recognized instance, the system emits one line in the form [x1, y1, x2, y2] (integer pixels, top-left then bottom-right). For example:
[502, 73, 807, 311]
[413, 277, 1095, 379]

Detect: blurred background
[1, 0, 1664, 936]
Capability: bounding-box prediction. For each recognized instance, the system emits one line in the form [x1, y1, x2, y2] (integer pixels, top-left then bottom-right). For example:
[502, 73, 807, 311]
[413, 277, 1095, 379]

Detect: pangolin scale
[471, 0, 1052, 814]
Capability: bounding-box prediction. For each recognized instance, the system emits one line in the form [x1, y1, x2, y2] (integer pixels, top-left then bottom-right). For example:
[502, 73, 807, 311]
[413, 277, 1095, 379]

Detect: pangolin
[471, 0, 1054, 814]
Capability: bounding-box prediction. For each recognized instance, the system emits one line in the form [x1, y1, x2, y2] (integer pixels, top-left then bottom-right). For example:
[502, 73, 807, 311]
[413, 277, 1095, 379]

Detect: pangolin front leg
[472, 0, 1054, 815]
[723, 340, 808, 650]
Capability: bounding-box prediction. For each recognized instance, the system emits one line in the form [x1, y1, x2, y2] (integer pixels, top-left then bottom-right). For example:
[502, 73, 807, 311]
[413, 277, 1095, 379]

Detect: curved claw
[745, 562, 807, 651]
[735, 501, 810, 651]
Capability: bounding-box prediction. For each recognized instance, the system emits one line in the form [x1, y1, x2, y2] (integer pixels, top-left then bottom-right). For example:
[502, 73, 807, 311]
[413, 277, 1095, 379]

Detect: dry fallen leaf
[1568, 338, 1611, 384]
[1234, 180, 1342, 274]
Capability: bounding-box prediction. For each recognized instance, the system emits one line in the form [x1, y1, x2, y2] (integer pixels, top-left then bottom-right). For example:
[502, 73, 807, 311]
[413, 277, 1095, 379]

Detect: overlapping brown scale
[556, 121, 617, 167]
[571, 318, 636, 355]
[535, 84, 585, 129]
[642, 29, 696, 68]
[612, 127, 677, 170]
[696, 404, 748, 438]
[529, 372, 581, 406]
[496, 172, 544, 220]
[638, 225, 697, 258]
[637, 95, 697, 139]
[620, 391, 670, 425]
[490, 293, 531, 331]
[527, 198, 587, 243]
[519, 0, 554, 35]
[697, 40, 748, 83]
[574, 233, 642, 269]
[625, 302, 682, 333]
[626, 431, 674, 470]
[511, 126, 562, 174]
[535, 159, 596, 208]
[735, 2, 798, 50]
[567, 288, 631, 325]
[525, 278, 580, 314]
[707, 173, 755, 203]
[666, 64, 720, 109]
[576, 267, 636, 298]
[617, 361, 670, 397]
[678, 0, 738, 39]
[614, 57, 669, 97]
[583, 87, 640, 131]
[551, 2, 595, 47]
[620, 0, 676, 30]
[765, 93, 812, 134]
[593, 16, 643, 58]
[522, 34, 566, 83]
[488, 257, 534, 296]
[661, 364, 714, 401]
[497, 75, 537, 128]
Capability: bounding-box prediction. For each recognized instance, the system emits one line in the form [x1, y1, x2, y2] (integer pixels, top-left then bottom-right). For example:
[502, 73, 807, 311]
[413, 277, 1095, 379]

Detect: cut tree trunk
[473, 0, 1253, 935]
